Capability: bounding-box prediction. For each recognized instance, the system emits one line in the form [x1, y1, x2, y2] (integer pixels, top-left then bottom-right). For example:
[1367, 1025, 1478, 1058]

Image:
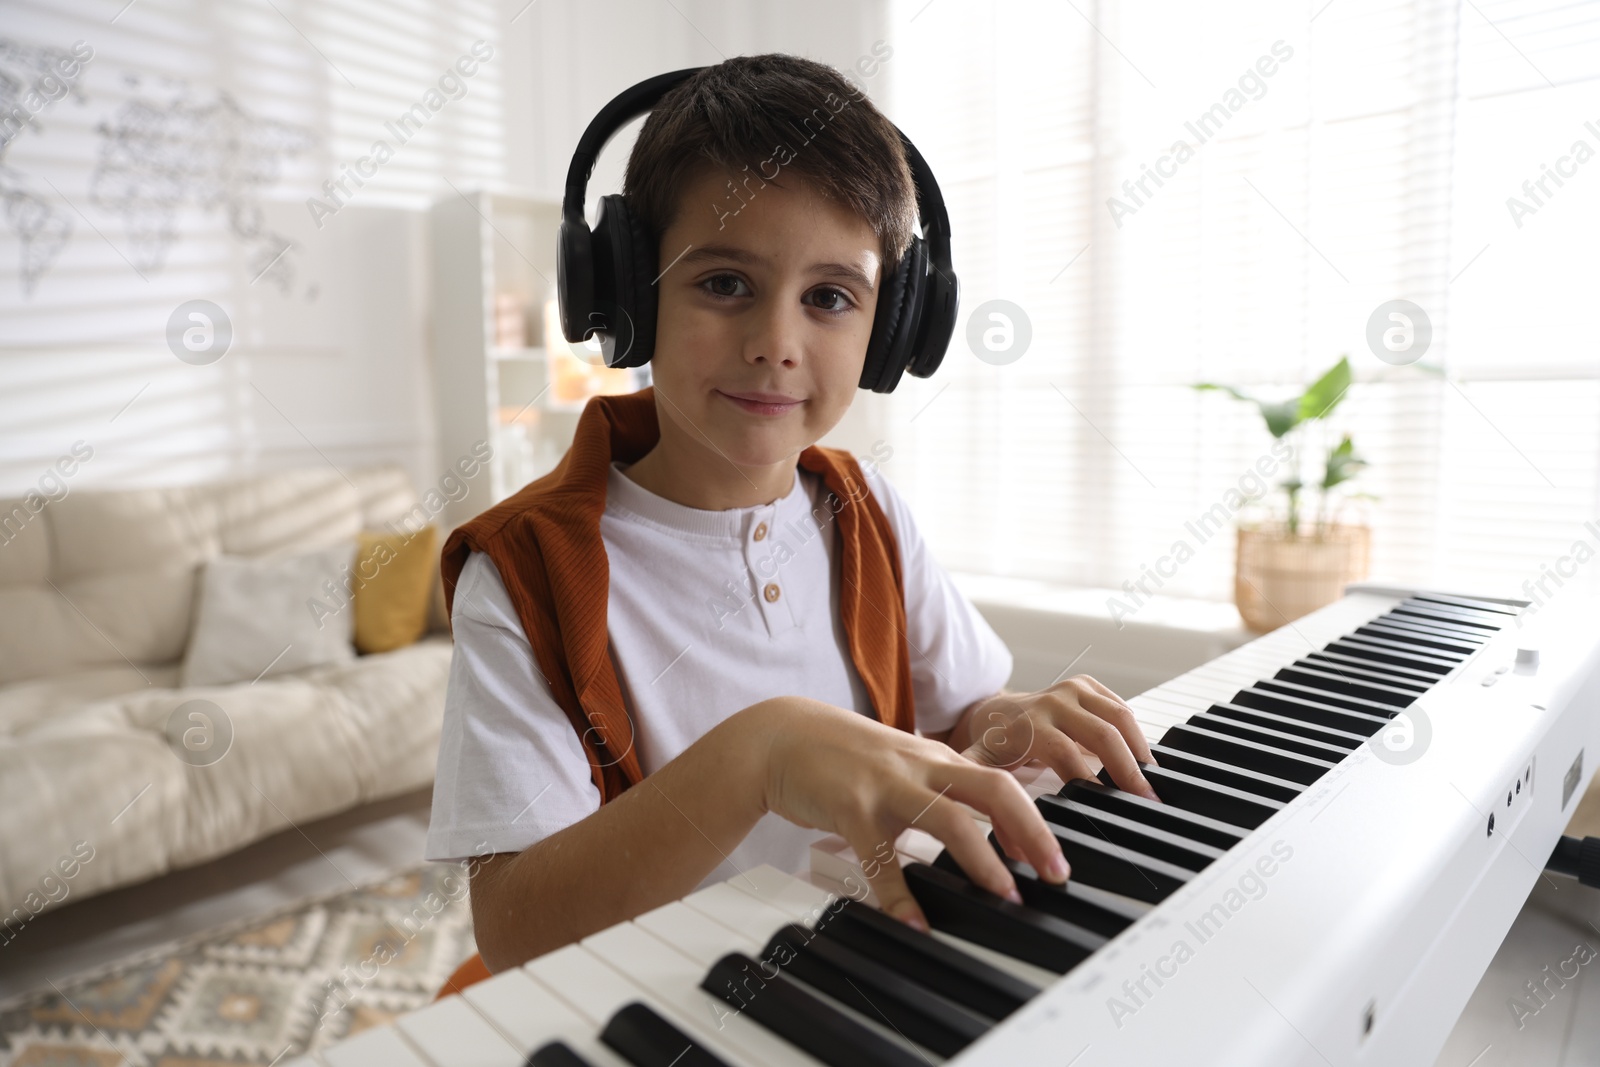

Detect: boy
[425, 53, 1157, 977]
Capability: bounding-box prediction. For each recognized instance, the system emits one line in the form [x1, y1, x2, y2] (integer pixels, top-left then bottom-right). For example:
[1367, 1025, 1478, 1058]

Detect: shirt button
[763, 582, 781, 602]
[753, 521, 768, 542]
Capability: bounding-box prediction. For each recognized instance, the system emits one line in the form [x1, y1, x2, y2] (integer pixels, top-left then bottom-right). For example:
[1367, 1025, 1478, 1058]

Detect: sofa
[0, 465, 454, 924]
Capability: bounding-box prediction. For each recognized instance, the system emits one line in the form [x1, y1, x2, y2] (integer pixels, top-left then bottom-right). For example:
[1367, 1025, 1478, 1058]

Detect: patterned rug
[0, 863, 478, 1066]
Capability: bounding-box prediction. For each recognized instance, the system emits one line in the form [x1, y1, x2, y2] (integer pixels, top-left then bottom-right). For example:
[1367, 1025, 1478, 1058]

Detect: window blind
[882, 0, 1600, 607]
[0, 0, 503, 491]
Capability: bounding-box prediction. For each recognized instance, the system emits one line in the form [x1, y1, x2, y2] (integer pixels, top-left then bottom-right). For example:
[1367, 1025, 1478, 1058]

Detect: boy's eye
[696, 275, 855, 314]
[807, 287, 854, 313]
[702, 273, 749, 298]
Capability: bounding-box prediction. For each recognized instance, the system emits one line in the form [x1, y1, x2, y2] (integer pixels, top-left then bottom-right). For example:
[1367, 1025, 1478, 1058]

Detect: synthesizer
[286, 585, 1600, 1067]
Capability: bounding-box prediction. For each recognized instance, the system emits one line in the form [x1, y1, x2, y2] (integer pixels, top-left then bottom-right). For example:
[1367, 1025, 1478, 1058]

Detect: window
[879, 0, 1600, 608]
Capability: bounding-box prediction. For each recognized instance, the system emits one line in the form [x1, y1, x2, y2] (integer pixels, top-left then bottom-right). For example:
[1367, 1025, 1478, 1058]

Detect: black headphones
[556, 66, 958, 394]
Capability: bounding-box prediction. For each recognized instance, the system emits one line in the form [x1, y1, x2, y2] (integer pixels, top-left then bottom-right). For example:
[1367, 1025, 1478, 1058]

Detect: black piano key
[1381, 608, 1499, 639]
[1369, 611, 1492, 642]
[991, 849, 1153, 932]
[599, 1003, 732, 1067]
[902, 862, 1105, 973]
[1391, 603, 1502, 632]
[1304, 649, 1443, 687]
[1189, 711, 1359, 758]
[1410, 592, 1521, 617]
[762, 924, 991, 1058]
[1034, 793, 1225, 870]
[1059, 778, 1251, 850]
[812, 898, 1040, 1021]
[1344, 632, 1470, 663]
[527, 1042, 599, 1067]
[1230, 687, 1393, 734]
[1402, 595, 1517, 624]
[1254, 677, 1407, 718]
[1206, 701, 1370, 748]
[1293, 655, 1433, 692]
[1296, 651, 1435, 687]
[1329, 636, 1461, 674]
[1356, 622, 1481, 657]
[1274, 663, 1420, 707]
[701, 953, 925, 1067]
[1106, 764, 1285, 828]
[1147, 744, 1306, 802]
[1159, 724, 1337, 787]
[1035, 817, 1194, 901]
[937, 847, 1151, 938]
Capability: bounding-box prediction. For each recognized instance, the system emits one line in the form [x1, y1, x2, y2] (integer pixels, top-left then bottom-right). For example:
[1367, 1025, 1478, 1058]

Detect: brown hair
[622, 53, 916, 270]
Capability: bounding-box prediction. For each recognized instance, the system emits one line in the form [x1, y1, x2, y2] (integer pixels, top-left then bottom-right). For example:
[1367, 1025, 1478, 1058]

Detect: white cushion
[0, 464, 436, 688]
[180, 544, 359, 688]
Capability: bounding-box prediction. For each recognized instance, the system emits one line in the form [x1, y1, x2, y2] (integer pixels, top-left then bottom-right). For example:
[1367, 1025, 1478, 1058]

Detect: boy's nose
[743, 298, 805, 368]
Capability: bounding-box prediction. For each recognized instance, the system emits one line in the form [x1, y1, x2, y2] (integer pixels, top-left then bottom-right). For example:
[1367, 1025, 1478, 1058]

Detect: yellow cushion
[353, 525, 438, 654]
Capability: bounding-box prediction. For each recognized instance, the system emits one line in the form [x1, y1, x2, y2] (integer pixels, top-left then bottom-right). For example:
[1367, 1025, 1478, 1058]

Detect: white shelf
[430, 189, 563, 525]
[430, 188, 649, 526]
[490, 346, 546, 362]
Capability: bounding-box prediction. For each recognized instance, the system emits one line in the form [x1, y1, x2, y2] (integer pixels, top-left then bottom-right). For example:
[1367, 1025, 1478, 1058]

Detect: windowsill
[949, 572, 1254, 699]
[951, 573, 1250, 637]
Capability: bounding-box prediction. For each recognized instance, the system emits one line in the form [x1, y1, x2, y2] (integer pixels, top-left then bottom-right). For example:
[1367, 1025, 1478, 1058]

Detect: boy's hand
[958, 677, 1161, 801]
[756, 696, 1069, 932]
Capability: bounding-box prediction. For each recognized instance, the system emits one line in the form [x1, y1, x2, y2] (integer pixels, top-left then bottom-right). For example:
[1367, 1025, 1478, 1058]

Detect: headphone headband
[562, 67, 703, 225]
[557, 63, 958, 392]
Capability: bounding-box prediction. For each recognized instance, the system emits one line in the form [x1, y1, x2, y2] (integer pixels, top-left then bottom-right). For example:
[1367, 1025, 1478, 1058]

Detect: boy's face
[647, 166, 882, 471]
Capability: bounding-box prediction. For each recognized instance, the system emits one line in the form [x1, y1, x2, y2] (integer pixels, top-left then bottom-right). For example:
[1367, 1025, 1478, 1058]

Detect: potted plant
[1194, 357, 1372, 632]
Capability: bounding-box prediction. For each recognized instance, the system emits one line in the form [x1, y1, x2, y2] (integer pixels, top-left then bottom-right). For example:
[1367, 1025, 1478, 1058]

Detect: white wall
[0, 0, 894, 508]
[494, 0, 902, 475]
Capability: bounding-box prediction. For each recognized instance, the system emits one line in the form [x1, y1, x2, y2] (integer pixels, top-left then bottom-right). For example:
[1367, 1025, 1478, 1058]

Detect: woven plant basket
[1235, 523, 1371, 633]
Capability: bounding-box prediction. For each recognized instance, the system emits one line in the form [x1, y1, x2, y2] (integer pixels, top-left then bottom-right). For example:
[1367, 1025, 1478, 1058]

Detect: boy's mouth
[715, 389, 804, 416]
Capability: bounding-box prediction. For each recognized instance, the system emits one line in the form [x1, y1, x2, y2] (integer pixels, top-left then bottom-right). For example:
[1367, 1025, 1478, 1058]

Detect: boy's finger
[1080, 685, 1157, 765]
[1037, 727, 1099, 794]
[843, 826, 928, 933]
[1071, 707, 1160, 801]
[945, 764, 1068, 888]
[916, 792, 1026, 902]
[992, 820, 1025, 863]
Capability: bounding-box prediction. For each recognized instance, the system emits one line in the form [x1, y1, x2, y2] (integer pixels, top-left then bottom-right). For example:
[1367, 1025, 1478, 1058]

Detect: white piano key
[683, 881, 797, 944]
[1132, 691, 1209, 716]
[1169, 659, 1261, 690]
[637, 899, 764, 965]
[724, 865, 840, 925]
[395, 995, 522, 1067]
[1126, 701, 1189, 728]
[278, 1058, 325, 1067]
[928, 928, 1061, 989]
[463, 968, 633, 1067]
[320, 1025, 433, 1067]
[524, 943, 640, 1024]
[1021, 766, 1067, 800]
[897, 826, 948, 864]
[583, 921, 825, 1067]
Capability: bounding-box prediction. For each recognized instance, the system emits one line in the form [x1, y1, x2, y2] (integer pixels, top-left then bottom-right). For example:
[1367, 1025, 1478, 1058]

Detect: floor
[1432, 872, 1600, 1067]
[0, 787, 436, 1003]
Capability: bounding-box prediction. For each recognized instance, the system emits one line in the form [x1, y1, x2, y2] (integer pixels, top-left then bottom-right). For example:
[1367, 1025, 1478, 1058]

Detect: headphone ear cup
[622, 199, 658, 368]
[860, 236, 927, 393]
[907, 260, 956, 379]
[557, 215, 595, 345]
[593, 193, 657, 369]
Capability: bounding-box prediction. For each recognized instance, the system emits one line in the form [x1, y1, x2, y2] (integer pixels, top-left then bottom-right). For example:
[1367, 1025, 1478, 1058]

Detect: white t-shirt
[424, 458, 1012, 888]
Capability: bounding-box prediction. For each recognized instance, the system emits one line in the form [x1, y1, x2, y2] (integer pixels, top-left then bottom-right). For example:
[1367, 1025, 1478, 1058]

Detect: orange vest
[434, 387, 917, 998]
[439, 386, 919, 805]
